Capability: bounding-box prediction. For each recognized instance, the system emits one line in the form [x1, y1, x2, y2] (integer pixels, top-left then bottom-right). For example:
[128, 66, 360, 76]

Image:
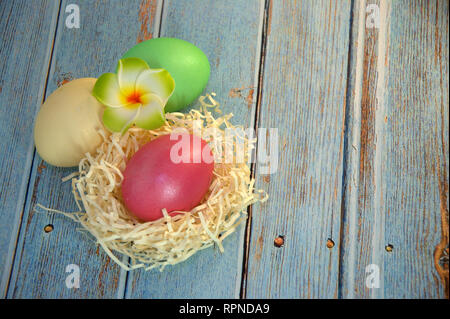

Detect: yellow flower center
[126, 91, 143, 105]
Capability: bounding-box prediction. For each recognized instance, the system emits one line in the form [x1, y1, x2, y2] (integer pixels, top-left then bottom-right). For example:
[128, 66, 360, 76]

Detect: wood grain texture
[0, 0, 60, 297]
[339, 0, 449, 298]
[2, 0, 448, 299]
[245, 0, 352, 298]
[339, 0, 382, 299]
[125, 0, 264, 299]
[7, 0, 161, 298]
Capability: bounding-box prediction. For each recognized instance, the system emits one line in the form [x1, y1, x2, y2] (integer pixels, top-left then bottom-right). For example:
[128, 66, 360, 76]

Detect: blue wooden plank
[379, 0, 448, 299]
[7, 0, 162, 298]
[245, 0, 352, 298]
[125, 0, 265, 298]
[339, 0, 448, 298]
[0, 0, 60, 297]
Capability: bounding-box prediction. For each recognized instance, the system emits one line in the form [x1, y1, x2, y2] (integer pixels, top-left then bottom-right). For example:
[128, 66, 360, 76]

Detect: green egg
[121, 38, 210, 112]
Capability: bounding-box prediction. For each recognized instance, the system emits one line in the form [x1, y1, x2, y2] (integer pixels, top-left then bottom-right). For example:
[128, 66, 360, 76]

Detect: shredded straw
[39, 94, 267, 271]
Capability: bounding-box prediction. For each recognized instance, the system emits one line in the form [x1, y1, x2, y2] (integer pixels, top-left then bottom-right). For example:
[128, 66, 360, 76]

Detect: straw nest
[41, 94, 267, 271]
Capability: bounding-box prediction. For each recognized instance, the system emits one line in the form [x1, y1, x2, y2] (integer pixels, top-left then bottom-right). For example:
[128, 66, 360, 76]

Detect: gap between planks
[337, 0, 391, 299]
[239, 0, 270, 299]
[337, 0, 366, 299]
[337, 0, 361, 299]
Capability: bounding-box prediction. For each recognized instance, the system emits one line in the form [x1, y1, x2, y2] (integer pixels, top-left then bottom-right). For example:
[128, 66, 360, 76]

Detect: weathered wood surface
[245, 0, 352, 298]
[339, 0, 449, 299]
[0, 0, 448, 299]
[0, 0, 60, 297]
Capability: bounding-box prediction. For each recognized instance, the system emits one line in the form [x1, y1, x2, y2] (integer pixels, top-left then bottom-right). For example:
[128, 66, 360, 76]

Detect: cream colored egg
[34, 78, 105, 167]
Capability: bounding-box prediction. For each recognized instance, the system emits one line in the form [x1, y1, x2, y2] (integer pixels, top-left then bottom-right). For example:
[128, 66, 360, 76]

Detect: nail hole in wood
[385, 244, 393, 252]
[274, 235, 284, 248]
[44, 224, 54, 233]
[326, 238, 335, 249]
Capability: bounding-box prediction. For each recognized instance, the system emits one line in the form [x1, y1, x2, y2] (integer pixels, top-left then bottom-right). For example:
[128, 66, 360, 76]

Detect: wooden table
[0, 0, 448, 299]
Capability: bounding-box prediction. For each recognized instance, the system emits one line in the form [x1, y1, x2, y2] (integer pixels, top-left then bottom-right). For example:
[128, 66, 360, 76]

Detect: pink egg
[121, 133, 214, 221]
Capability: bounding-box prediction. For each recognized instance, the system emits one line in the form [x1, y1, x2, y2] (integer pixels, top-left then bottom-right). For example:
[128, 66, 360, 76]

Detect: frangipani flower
[93, 58, 175, 133]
